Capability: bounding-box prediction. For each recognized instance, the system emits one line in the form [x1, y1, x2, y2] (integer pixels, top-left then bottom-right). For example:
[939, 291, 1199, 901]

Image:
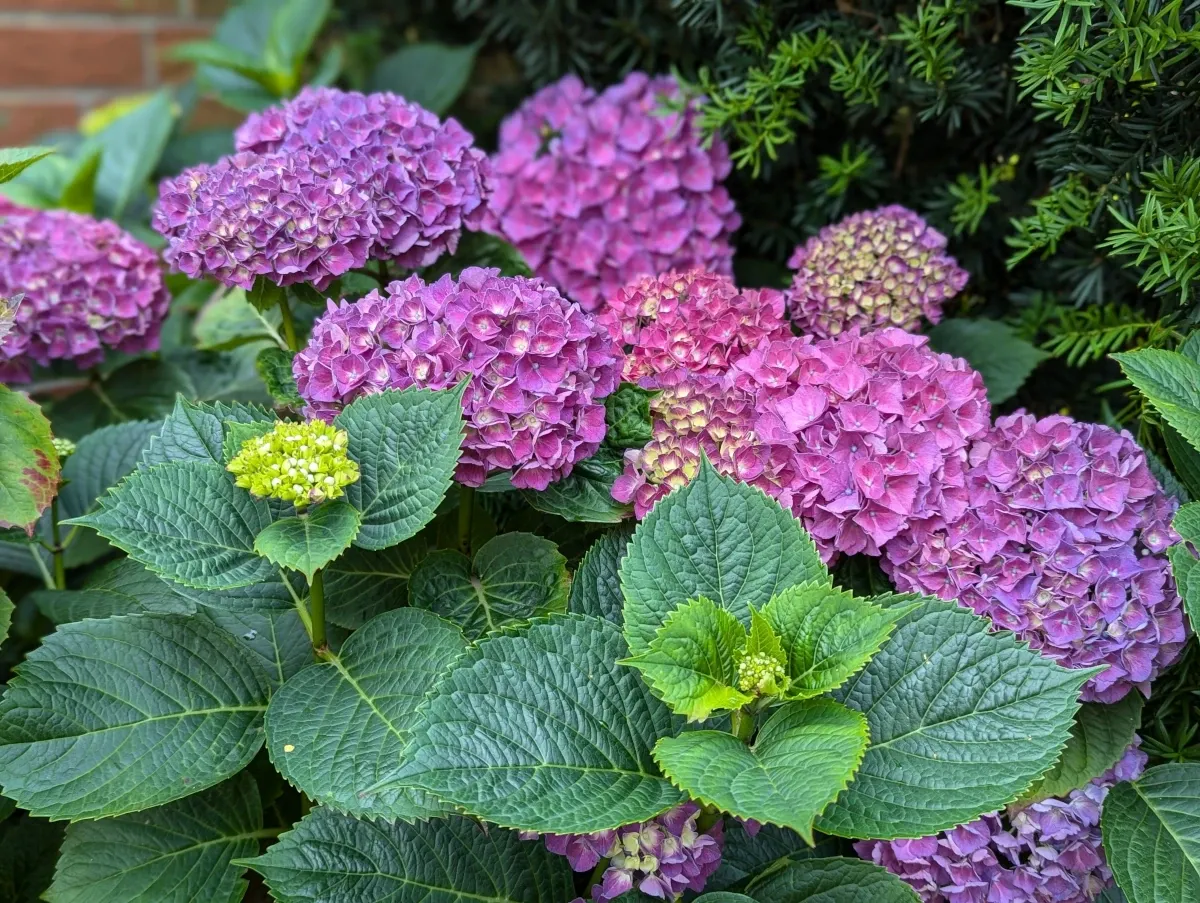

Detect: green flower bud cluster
[736, 650, 788, 696]
[52, 437, 77, 459]
[227, 419, 359, 508]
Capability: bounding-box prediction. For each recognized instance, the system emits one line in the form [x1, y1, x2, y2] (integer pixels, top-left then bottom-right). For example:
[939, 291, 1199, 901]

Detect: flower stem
[309, 568, 327, 654]
[278, 292, 300, 352]
[731, 708, 755, 744]
[458, 484, 475, 556]
[696, 804, 723, 833]
[50, 496, 66, 590]
[585, 857, 610, 897]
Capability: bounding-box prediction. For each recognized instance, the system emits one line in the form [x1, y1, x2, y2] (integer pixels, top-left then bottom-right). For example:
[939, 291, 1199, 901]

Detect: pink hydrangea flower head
[234, 86, 491, 270]
[731, 328, 991, 560]
[598, 269, 791, 385]
[855, 741, 1149, 903]
[787, 205, 968, 338]
[486, 72, 741, 311]
[540, 802, 724, 901]
[0, 208, 170, 382]
[883, 412, 1187, 702]
[293, 266, 621, 490]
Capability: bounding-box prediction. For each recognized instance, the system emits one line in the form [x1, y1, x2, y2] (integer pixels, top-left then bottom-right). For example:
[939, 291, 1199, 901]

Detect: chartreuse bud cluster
[51, 437, 77, 459]
[735, 649, 787, 695]
[227, 419, 358, 508]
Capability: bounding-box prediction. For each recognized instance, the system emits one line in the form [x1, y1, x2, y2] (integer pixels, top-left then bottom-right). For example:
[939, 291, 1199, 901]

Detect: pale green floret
[736, 650, 788, 696]
[227, 419, 359, 508]
[51, 437, 77, 459]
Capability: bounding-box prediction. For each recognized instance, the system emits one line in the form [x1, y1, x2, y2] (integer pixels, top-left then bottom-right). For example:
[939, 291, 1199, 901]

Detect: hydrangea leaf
[1169, 502, 1200, 630]
[621, 459, 828, 656]
[1101, 763, 1200, 903]
[409, 532, 568, 639]
[1021, 694, 1144, 803]
[256, 346, 304, 408]
[744, 857, 920, 903]
[927, 318, 1047, 404]
[762, 583, 914, 700]
[265, 608, 464, 819]
[707, 823, 840, 893]
[1164, 425, 1200, 499]
[394, 614, 685, 833]
[0, 146, 54, 184]
[654, 698, 868, 844]
[30, 557, 196, 623]
[369, 42, 479, 115]
[323, 535, 432, 629]
[0, 612, 270, 820]
[66, 460, 278, 590]
[140, 397, 274, 468]
[621, 596, 752, 722]
[605, 383, 657, 449]
[202, 607, 314, 689]
[0, 384, 60, 533]
[220, 419, 275, 464]
[1113, 349, 1200, 454]
[694, 894, 756, 903]
[246, 808, 575, 903]
[335, 387, 464, 551]
[569, 525, 633, 625]
[521, 445, 631, 523]
[816, 597, 1095, 840]
[45, 772, 263, 903]
[0, 587, 11, 647]
[253, 499, 362, 580]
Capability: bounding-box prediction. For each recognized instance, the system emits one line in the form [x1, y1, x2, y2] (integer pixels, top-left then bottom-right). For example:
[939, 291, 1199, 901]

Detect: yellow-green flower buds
[736, 650, 788, 696]
[227, 419, 359, 508]
[52, 437, 77, 459]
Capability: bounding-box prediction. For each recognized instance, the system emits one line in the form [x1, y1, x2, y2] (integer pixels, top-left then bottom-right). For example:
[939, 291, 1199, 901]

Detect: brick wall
[0, 0, 226, 144]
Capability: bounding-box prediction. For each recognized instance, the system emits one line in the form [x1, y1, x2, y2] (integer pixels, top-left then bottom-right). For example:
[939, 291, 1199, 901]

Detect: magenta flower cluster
[538, 802, 724, 901]
[293, 266, 621, 489]
[597, 269, 790, 385]
[154, 87, 489, 291]
[884, 412, 1186, 702]
[856, 742, 1148, 903]
[485, 72, 740, 311]
[787, 205, 968, 339]
[0, 208, 170, 382]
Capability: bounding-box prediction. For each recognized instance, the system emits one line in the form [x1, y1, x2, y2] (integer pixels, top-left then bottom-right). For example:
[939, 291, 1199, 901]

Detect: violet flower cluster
[884, 412, 1186, 702]
[787, 205, 968, 339]
[293, 266, 621, 490]
[538, 802, 724, 901]
[485, 72, 740, 311]
[597, 269, 791, 385]
[154, 87, 490, 291]
[856, 742, 1148, 903]
[0, 208, 170, 382]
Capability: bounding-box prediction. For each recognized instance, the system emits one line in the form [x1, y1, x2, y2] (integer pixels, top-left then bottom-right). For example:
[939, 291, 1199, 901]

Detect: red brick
[185, 95, 242, 129]
[0, 0, 179, 12]
[0, 28, 146, 88]
[0, 101, 81, 144]
[194, 0, 228, 16]
[154, 25, 212, 83]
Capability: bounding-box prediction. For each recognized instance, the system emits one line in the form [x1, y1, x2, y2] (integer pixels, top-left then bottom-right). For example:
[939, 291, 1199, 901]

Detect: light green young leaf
[0, 613, 270, 820]
[266, 608, 465, 819]
[395, 615, 685, 833]
[654, 698, 869, 844]
[1102, 763, 1200, 903]
[762, 583, 913, 699]
[253, 499, 362, 580]
[0, 384, 61, 533]
[745, 857, 920, 903]
[45, 772, 263, 903]
[569, 525, 633, 625]
[621, 458, 828, 656]
[0, 146, 54, 184]
[247, 808, 576, 903]
[621, 597, 753, 722]
[336, 387, 464, 550]
[409, 532, 568, 639]
[1114, 349, 1200, 453]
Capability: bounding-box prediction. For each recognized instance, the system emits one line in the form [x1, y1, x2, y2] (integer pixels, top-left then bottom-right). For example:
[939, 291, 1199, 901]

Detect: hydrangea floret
[597, 269, 791, 385]
[293, 266, 622, 490]
[736, 649, 788, 696]
[856, 742, 1149, 903]
[226, 419, 359, 508]
[883, 412, 1186, 702]
[0, 208, 170, 382]
[485, 72, 741, 311]
[51, 437, 77, 459]
[787, 205, 968, 339]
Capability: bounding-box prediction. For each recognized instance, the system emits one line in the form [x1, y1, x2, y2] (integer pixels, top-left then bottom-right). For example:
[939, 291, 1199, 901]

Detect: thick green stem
[458, 485, 475, 556]
[278, 293, 300, 352]
[50, 497, 66, 590]
[585, 857, 610, 896]
[696, 804, 723, 833]
[731, 708, 755, 743]
[309, 568, 327, 654]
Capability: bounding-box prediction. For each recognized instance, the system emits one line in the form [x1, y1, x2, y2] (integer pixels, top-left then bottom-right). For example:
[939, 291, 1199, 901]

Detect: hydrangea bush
[0, 54, 1196, 903]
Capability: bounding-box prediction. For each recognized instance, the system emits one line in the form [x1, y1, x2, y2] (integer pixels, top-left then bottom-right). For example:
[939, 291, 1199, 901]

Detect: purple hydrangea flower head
[787, 205, 968, 339]
[293, 266, 621, 490]
[883, 412, 1187, 702]
[856, 741, 1149, 903]
[541, 802, 724, 901]
[597, 269, 791, 385]
[0, 208, 170, 382]
[486, 72, 741, 311]
[731, 328, 991, 560]
[235, 86, 491, 269]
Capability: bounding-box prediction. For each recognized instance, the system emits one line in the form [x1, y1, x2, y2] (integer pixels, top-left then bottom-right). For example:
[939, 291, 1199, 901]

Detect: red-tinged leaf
[0, 384, 60, 533]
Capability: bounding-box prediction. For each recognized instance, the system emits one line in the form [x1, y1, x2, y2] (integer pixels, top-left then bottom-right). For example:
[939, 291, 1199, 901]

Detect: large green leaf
[654, 699, 868, 844]
[744, 857, 920, 903]
[202, 607, 313, 688]
[0, 613, 270, 820]
[395, 615, 685, 833]
[247, 808, 575, 903]
[0, 384, 61, 532]
[816, 597, 1093, 839]
[521, 446, 631, 523]
[605, 384, 656, 450]
[336, 388, 464, 550]
[141, 397, 274, 468]
[0, 146, 54, 184]
[707, 823, 837, 893]
[569, 525, 633, 625]
[323, 537, 431, 629]
[762, 583, 913, 700]
[369, 42, 478, 115]
[1114, 349, 1200, 453]
[1169, 502, 1200, 631]
[91, 90, 177, 219]
[31, 557, 196, 623]
[1165, 425, 1200, 499]
[266, 608, 466, 819]
[409, 532, 568, 639]
[68, 460, 278, 590]
[927, 318, 1047, 404]
[0, 587, 11, 646]
[45, 772, 263, 903]
[1102, 763, 1200, 903]
[254, 500, 362, 580]
[621, 460, 827, 656]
